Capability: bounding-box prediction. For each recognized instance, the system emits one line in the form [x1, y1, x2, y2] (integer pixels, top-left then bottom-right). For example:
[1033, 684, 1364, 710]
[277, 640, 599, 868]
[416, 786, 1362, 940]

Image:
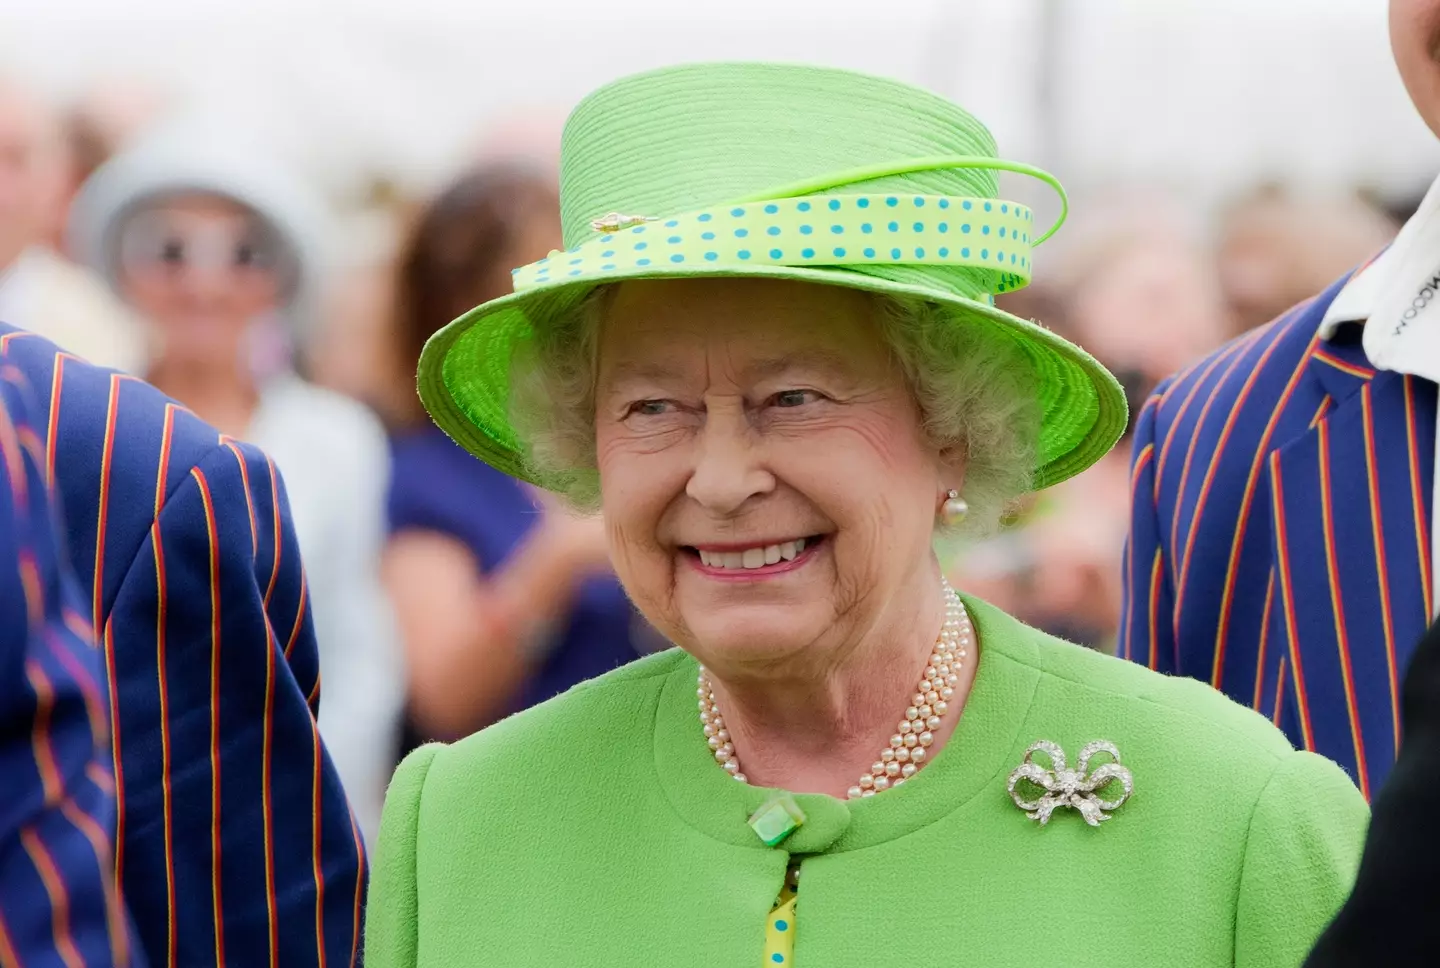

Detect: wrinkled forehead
[595, 277, 889, 389]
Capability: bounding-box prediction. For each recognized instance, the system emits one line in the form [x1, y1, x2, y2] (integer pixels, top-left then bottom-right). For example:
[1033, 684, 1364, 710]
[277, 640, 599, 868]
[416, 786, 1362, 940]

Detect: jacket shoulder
[419, 650, 687, 793]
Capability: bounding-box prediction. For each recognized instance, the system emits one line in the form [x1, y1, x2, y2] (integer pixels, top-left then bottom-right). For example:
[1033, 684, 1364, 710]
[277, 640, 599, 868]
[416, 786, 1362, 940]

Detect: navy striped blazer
[1, 364, 136, 966]
[1121, 272, 1433, 800]
[0, 325, 365, 967]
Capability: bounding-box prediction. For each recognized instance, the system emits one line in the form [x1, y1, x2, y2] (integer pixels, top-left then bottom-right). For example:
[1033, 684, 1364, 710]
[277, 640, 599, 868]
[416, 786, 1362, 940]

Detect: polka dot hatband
[418, 63, 1127, 495]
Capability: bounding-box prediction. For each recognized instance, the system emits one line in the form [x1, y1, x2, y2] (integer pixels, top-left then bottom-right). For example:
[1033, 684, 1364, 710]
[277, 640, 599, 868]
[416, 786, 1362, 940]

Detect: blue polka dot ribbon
[511, 193, 1035, 294]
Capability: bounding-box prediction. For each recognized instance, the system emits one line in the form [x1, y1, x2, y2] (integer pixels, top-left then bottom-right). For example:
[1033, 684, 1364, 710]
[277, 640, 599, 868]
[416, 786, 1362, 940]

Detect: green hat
[419, 62, 1126, 491]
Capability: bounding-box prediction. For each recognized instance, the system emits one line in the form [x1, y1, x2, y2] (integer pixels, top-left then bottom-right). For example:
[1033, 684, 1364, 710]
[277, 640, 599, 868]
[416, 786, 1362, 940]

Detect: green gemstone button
[748, 794, 806, 847]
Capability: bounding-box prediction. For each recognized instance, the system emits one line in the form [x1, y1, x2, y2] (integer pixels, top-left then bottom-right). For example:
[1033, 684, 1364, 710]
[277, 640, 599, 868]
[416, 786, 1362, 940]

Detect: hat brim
[418, 262, 1127, 493]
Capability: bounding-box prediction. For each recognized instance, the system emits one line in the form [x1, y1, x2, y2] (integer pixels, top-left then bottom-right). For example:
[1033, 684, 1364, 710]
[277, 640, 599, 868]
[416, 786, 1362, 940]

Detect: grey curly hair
[509, 286, 1040, 534]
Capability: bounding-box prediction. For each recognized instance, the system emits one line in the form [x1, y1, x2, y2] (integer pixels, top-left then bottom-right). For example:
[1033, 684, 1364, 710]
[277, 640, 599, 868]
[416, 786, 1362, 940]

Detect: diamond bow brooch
[589, 212, 658, 233]
[1007, 740, 1134, 827]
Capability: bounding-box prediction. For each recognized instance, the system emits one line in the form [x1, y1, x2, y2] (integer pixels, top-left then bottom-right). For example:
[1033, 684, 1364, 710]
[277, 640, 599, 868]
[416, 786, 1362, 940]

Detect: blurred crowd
[0, 70, 1420, 845]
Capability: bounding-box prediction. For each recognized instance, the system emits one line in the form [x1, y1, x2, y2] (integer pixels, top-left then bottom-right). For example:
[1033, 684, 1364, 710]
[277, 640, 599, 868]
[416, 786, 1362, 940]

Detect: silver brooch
[589, 212, 658, 233]
[1007, 740, 1134, 827]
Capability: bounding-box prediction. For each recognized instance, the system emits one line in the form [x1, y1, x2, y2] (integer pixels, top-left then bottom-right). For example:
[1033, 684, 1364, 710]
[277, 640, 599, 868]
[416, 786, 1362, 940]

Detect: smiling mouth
[684, 535, 826, 571]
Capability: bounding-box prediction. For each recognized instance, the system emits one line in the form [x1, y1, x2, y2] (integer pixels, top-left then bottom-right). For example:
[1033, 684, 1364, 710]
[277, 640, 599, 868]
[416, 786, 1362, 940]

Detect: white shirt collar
[1319, 172, 1440, 338]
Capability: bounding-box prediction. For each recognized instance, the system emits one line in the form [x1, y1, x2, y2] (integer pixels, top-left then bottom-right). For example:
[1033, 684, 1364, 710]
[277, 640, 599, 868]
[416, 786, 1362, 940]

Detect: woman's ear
[936, 443, 968, 496]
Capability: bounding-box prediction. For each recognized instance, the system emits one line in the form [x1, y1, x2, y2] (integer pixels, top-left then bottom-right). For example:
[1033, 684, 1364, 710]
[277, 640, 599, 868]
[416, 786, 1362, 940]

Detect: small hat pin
[590, 212, 658, 233]
[1007, 740, 1133, 826]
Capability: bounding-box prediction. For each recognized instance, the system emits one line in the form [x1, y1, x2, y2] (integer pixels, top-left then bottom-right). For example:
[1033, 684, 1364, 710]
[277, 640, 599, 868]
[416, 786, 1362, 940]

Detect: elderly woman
[68, 123, 405, 846]
[366, 64, 1365, 968]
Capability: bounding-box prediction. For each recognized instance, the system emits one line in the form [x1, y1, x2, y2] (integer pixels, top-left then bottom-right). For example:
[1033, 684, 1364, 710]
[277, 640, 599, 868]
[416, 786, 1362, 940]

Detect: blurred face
[1393, 0, 1440, 137]
[118, 194, 283, 365]
[594, 278, 954, 679]
[0, 85, 61, 269]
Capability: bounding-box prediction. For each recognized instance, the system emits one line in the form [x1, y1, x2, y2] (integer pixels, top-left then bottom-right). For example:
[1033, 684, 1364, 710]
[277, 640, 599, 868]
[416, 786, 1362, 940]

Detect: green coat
[366, 597, 1366, 967]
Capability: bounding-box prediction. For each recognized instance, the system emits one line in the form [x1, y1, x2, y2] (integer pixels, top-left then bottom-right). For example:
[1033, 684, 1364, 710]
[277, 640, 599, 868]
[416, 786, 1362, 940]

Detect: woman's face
[594, 277, 956, 679]
[118, 194, 282, 366]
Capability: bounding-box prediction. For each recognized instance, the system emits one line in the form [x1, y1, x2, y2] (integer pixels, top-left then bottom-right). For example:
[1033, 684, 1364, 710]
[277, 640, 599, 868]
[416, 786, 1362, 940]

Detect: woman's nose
[684, 409, 775, 515]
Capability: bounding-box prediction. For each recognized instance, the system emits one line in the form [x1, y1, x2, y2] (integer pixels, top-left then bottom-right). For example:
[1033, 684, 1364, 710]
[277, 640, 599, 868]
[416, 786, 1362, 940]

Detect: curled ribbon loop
[1007, 740, 1134, 827]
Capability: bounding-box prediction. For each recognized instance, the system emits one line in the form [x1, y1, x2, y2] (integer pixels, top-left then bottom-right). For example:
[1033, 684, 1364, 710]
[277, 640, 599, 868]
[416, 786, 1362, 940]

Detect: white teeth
[698, 538, 813, 569]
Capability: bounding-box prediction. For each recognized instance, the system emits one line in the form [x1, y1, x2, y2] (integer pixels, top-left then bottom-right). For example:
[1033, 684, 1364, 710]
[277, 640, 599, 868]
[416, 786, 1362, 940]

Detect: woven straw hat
[419, 62, 1126, 490]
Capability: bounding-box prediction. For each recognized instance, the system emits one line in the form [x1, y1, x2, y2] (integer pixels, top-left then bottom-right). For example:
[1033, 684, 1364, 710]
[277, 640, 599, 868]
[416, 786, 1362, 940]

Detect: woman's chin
[683, 607, 829, 668]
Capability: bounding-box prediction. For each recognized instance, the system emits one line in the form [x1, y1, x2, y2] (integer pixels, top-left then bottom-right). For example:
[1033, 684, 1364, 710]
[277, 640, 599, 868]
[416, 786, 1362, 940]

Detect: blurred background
[2, 0, 1433, 841]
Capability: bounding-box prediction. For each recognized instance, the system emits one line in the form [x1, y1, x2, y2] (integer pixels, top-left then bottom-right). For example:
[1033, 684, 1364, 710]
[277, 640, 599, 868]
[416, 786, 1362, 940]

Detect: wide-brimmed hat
[420, 62, 1126, 491]
[68, 119, 329, 338]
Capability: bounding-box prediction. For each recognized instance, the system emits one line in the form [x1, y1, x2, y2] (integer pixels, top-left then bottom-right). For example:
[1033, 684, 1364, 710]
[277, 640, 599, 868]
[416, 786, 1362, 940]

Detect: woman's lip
[684, 536, 823, 579]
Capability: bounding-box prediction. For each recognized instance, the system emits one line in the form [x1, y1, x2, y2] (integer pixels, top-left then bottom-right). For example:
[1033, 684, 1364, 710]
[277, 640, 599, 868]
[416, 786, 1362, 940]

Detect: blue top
[388, 426, 649, 735]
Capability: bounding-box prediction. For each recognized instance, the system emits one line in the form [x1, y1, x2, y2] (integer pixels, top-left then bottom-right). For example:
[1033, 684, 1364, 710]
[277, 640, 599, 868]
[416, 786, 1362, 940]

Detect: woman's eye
[629, 400, 673, 417]
[772, 389, 819, 408]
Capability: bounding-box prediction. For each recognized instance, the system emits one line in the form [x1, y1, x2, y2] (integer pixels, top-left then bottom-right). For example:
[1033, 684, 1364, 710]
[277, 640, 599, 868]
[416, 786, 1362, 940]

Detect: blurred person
[384, 162, 647, 745]
[0, 76, 143, 371]
[67, 122, 404, 847]
[0, 315, 364, 964]
[0, 365, 135, 966]
[1217, 184, 1398, 336]
[1122, 0, 1440, 802]
[1058, 197, 1231, 423]
[368, 63, 1363, 968]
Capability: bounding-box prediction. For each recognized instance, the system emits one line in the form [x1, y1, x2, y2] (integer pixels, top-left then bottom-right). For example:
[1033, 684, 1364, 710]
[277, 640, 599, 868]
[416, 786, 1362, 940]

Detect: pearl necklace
[697, 579, 972, 800]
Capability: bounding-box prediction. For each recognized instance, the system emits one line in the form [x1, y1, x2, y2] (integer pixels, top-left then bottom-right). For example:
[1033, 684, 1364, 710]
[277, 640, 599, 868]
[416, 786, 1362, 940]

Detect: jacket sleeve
[1119, 389, 1178, 673]
[1234, 751, 1366, 968]
[365, 743, 442, 968]
[0, 380, 140, 966]
[104, 438, 366, 967]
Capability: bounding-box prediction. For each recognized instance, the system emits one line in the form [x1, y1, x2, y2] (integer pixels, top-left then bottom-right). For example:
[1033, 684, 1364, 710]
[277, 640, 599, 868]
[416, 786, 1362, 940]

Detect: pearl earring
[939, 489, 969, 527]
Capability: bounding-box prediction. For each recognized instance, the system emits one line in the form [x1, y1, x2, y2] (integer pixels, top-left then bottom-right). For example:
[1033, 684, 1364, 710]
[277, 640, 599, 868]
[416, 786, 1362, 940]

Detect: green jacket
[367, 597, 1366, 967]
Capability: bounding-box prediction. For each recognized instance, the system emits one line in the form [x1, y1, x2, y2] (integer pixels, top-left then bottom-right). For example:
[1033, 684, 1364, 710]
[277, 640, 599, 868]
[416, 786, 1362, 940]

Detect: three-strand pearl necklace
[697, 579, 972, 800]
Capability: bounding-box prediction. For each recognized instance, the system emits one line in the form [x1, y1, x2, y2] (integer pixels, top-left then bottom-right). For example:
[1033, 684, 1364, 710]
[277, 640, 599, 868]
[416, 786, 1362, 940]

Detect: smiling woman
[366, 62, 1367, 968]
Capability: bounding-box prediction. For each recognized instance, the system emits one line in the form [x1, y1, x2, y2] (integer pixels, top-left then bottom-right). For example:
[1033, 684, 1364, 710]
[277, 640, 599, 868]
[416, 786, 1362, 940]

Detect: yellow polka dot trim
[764, 885, 797, 966]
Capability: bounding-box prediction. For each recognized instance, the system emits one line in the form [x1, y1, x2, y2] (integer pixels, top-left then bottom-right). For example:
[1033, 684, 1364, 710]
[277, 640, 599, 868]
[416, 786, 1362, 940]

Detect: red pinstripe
[25, 658, 61, 804]
[1177, 329, 1293, 648]
[1312, 347, 1375, 380]
[20, 828, 84, 968]
[1268, 453, 1314, 749]
[1122, 442, 1155, 661]
[1154, 336, 1251, 506]
[311, 715, 327, 968]
[191, 467, 227, 968]
[44, 352, 66, 488]
[154, 406, 179, 966]
[93, 375, 121, 633]
[306, 674, 322, 707]
[85, 761, 113, 792]
[286, 578, 309, 664]
[104, 622, 125, 884]
[1316, 421, 1371, 799]
[0, 914, 19, 965]
[1360, 385, 1403, 754]
[1205, 328, 1319, 690]
[1147, 550, 1162, 671]
[1403, 376, 1432, 618]
[348, 812, 365, 968]
[263, 459, 282, 609]
[222, 440, 258, 556]
[58, 798, 129, 968]
[1308, 397, 1332, 429]
[263, 578, 279, 968]
[46, 625, 107, 746]
[1273, 656, 1288, 728]
[1169, 336, 1261, 567]
[1250, 572, 1276, 711]
[0, 392, 25, 500]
